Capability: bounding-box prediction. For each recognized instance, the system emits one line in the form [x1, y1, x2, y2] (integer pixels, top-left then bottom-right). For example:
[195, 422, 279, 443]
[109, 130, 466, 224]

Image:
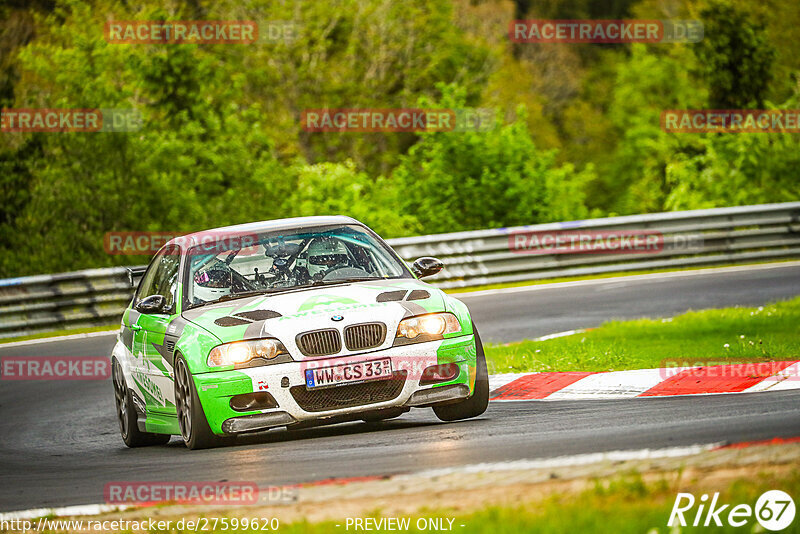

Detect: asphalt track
[1, 263, 799, 512]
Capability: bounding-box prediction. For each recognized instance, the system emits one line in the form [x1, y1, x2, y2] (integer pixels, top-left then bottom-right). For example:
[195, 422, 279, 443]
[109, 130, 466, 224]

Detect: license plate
[304, 358, 393, 389]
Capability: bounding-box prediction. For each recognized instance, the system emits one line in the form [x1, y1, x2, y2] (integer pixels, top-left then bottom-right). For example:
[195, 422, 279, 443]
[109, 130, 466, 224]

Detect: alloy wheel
[112, 360, 129, 439]
[175, 359, 193, 441]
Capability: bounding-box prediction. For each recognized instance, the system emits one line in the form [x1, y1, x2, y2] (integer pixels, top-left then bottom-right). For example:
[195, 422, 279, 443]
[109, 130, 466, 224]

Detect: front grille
[344, 322, 386, 351]
[296, 329, 341, 356]
[290, 371, 407, 412]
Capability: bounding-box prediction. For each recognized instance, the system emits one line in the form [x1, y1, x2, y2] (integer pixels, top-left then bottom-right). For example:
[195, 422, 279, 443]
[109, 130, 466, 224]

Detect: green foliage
[287, 160, 418, 237]
[695, 0, 776, 109]
[0, 0, 798, 276]
[605, 44, 706, 214]
[664, 126, 800, 210]
[1, 1, 289, 275]
[393, 86, 591, 234]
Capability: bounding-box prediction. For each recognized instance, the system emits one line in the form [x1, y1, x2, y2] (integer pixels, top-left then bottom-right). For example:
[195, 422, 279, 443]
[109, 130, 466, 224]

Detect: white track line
[0, 329, 119, 349]
[0, 504, 130, 521]
[394, 443, 721, 479]
[452, 260, 800, 298]
[745, 362, 800, 393]
[531, 329, 586, 341]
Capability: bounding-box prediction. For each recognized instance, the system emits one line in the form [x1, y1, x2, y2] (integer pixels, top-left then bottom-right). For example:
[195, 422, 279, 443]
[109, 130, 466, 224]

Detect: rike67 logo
[669, 490, 795, 531]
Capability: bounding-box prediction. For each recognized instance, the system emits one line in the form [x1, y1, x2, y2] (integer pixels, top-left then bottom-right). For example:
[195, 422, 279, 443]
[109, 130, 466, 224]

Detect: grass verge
[485, 296, 800, 374]
[277, 468, 800, 533]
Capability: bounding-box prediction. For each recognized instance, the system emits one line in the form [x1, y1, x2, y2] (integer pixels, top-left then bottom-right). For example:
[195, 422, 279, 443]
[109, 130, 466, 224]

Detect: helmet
[306, 238, 349, 278]
[193, 266, 231, 302]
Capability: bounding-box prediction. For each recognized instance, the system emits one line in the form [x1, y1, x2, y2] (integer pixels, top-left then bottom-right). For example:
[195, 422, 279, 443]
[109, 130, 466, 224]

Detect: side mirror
[136, 294, 167, 314]
[411, 257, 444, 278]
[126, 266, 147, 289]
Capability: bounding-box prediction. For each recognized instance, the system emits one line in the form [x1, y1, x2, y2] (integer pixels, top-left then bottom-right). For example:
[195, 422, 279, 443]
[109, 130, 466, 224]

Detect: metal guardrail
[1, 202, 798, 339]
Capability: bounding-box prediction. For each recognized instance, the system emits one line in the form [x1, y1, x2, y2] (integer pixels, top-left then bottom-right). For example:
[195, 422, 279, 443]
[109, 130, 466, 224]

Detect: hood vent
[214, 316, 252, 327]
[376, 290, 407, 302]
[376, 289, 431, 302]
[234, 310, 282, 321]
[214, 309, 282, 327]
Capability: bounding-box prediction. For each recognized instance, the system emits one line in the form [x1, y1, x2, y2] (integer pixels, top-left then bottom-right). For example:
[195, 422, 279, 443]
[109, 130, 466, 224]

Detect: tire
[174, 356, 227, 450]
[432, 328, 489, 422]
[112, 359, 170, 447]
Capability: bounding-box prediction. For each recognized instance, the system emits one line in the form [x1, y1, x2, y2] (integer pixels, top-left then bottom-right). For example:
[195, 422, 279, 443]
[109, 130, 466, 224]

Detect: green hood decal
[182, 279, 445, 344]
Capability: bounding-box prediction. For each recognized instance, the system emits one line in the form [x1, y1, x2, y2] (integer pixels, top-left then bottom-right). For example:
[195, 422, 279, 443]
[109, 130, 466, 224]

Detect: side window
[136, 246, 181, 311]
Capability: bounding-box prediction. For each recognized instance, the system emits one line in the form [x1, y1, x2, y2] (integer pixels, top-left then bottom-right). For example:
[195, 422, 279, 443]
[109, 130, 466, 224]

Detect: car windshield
[184, 224, 409, 307]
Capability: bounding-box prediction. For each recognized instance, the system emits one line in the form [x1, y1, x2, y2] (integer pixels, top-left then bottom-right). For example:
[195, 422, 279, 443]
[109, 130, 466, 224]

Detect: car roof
[166, 215, 362, 248]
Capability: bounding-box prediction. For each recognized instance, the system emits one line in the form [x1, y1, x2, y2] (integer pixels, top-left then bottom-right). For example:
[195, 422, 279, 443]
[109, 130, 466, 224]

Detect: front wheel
[112, 359, 170, 447]
[433, 329, 489, 422]
[174, 356, 227, 450]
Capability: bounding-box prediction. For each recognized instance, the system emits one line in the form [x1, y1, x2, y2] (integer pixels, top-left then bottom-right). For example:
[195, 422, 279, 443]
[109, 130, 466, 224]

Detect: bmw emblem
[331, 315, 344, 322]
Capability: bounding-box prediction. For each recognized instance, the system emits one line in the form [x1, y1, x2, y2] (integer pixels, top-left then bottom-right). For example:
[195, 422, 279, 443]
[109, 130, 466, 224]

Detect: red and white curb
[488, 361, 800, 401]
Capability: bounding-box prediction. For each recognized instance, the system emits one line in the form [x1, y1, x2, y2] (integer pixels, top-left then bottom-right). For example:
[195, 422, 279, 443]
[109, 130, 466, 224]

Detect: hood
[182, 279, 446, 352]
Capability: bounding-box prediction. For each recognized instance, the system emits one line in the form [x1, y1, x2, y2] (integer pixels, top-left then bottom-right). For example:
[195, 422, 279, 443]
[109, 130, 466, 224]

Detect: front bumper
[193, 334, 476, 435]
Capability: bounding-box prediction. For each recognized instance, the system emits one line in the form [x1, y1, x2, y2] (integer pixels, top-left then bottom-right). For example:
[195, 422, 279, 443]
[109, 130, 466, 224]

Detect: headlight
[207, 338, 289, 368]
[394, 313, 462, 345]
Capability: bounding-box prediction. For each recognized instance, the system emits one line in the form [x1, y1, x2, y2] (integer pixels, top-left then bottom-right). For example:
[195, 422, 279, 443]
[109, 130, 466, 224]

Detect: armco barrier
[1, 202, 799, 339]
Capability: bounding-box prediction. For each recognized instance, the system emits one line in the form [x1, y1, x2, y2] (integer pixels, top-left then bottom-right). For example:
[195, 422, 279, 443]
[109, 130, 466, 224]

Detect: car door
[132, 245, 182, 414]
[124, 251, 164, 411]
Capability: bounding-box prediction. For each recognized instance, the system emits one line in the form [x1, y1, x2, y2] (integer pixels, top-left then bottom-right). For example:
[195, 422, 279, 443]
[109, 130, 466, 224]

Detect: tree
[695, 0, 776, 109]
[392, 85, 592, 234]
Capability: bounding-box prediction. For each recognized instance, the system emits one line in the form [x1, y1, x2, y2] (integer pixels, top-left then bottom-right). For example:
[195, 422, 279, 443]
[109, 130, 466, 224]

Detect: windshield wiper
[311, 276, 386, 286]
[211, 290, 269, 304]
[210, 287, 294, 304]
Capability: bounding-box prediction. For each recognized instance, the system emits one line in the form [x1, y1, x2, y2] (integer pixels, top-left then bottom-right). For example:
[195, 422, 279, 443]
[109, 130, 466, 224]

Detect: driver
[306, 238, 351, 280]
[193, 265, 231, 302]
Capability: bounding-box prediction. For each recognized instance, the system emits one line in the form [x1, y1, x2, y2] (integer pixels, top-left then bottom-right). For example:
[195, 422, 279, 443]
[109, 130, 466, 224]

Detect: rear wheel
[433, 328, 489, 422]
[174, 356, 228, 450]
[112, 359, 170, 447]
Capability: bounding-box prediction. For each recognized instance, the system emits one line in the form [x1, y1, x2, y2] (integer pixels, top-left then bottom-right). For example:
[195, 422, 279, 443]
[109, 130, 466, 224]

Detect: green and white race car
[111, 216, 488, 449]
